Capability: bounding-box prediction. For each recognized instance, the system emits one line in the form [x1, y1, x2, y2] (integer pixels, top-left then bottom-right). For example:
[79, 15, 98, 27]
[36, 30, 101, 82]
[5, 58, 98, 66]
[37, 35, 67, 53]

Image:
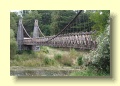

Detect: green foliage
[54, 53, 74, 66]
[43, 57, 55, 66]
[10, 12, 19, 59]
[10, 29, 17, 59]
[23, 11, 42, 36]
[10, 12, 20, 37]
[41, 25, 51, 35]
[10, 51, 46, 67]
[54, 53, 62, 61]
[89, 10, 110, 36]
[69, 48, 78, 58]
[50, 10, 75, 35]
[41, 46, 49, 54]
[10, 10, 110, 73]
[70, 68, 109, 76]
[54, 49, 79, 66]
[10, 10, 110, 39]
[16, 50, 33, 54]
[22, 10, 52, 36]
[77, 56, 83, 66]
[21, 10, 30, 17]
[10, 41, 17, 59]
[84, 25, 110, 74]
[62, 61, 72, 66]
[70, 68, 96, 76]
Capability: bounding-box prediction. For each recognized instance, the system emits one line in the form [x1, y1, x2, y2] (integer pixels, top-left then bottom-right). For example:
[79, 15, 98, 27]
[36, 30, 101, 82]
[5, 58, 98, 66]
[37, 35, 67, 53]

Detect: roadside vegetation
[11, 25, 110, 77]
[10, 46, 85, 68]
[10, 10, 110, 76]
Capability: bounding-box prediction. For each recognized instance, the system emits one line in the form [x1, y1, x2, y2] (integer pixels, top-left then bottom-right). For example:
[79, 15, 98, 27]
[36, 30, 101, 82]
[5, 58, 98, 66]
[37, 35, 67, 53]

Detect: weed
[70, 67, 110, 76]
[69, 48, 78, 58]
[54, 54, 62, 61]
[43, 57, 55, 66]
[70, 67, 94, 76]
[41, 46, 49, 54]
[61, 54, 73, 66]
[77, 56, 83, 66]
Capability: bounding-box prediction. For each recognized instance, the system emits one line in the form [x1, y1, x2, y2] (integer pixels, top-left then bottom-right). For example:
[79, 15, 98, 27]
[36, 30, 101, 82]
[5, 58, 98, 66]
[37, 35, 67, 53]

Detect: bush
[69, 48, 78, 58]
[16, 50, 34, 54]
[41, 46, 49, 54]
[54, 54, 62, 61]
[84, 25, 110, 74]
[43, 57, 55, 66]
[77, 56, 83, 66]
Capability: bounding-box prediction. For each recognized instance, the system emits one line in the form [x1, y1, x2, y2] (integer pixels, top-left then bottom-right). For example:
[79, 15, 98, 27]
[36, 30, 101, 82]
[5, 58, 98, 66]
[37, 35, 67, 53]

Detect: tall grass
[70, 67, 110, 76]
[11, 49, 45, 67]
[11, 46, 89, 68]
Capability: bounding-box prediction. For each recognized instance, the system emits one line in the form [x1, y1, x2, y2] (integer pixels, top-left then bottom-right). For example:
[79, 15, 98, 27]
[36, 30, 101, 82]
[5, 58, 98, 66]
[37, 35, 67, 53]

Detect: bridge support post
[32, 19, 40, 51]
[17, 18, 24, 51]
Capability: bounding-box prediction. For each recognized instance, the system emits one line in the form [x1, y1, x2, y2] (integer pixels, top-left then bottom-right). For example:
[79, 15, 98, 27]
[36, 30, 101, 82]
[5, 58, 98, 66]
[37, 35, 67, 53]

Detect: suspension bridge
[17, 10, 97, 51]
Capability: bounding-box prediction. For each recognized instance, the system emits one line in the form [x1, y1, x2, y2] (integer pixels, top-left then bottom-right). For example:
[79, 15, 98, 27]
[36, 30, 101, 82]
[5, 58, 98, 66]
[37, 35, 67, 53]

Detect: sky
[10, 10, 21, 12]
[10, 10, 22, 17]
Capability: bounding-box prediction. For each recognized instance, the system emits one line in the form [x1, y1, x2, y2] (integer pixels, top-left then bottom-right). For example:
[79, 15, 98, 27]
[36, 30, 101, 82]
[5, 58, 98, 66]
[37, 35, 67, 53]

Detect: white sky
[10, 10, 21, 12]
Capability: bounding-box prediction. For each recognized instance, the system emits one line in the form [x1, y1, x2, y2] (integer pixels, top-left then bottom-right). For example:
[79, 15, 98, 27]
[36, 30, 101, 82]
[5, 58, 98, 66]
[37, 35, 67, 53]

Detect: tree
[89, 10, 110, 36]
[84, 25, 110, 74]
[10, 29, 17, 59]
[21, 10, 30, 17]
[37, 10, 52, 36]
[10, 12, 19, 59]
[10, 12, 19, 38]
[74, 11, 92, 32]
[23, 10, 42, 37]
[50, 10, 75, 35]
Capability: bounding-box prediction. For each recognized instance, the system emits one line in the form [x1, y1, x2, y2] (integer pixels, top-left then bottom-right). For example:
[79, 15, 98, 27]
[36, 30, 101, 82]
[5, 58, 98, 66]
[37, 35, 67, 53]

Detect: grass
[11, 46, 89, 67]
[70, 67, 110, 76]
[10, 46, 110, 76]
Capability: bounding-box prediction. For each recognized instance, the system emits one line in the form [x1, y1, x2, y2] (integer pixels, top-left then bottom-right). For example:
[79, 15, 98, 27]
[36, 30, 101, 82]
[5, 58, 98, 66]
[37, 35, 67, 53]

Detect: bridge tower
[17, 18, 24, 50]
[32, 19, 40, 51]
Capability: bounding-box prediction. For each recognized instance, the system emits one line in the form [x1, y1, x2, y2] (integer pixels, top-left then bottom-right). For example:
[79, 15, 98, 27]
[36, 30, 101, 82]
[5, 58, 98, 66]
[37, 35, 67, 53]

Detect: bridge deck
[23, 32, 97, 49]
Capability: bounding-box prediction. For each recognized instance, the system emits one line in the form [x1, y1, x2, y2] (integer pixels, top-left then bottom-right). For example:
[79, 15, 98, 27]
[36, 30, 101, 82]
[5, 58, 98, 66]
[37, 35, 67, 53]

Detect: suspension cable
[46, 10, 83, 42]
[38, 26, 45, 37]
[22, 24, 31, 38]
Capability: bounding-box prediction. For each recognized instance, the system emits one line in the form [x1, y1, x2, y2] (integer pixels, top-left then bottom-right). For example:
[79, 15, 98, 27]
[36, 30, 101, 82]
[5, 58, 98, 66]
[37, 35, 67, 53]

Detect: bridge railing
[23, 32, 97, 50]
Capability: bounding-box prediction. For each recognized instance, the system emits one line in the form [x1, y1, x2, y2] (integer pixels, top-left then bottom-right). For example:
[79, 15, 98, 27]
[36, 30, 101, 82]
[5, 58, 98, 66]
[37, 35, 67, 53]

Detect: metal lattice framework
[17, 10, 97, 50]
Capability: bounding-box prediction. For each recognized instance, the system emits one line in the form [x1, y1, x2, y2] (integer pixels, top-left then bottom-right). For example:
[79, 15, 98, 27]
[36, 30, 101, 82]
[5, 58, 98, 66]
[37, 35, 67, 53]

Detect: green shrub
[16, 50, 33, 54]
[69, 48, 78, 58]
[41, 46, 49, 54]
[84, 25, 110, 74]
[54, 53, 73, 66]
[77, 56, 83, 66]
[54, 54, 62, 61]
[43, 57, 55, 66]
[63, 61, 72, 66]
